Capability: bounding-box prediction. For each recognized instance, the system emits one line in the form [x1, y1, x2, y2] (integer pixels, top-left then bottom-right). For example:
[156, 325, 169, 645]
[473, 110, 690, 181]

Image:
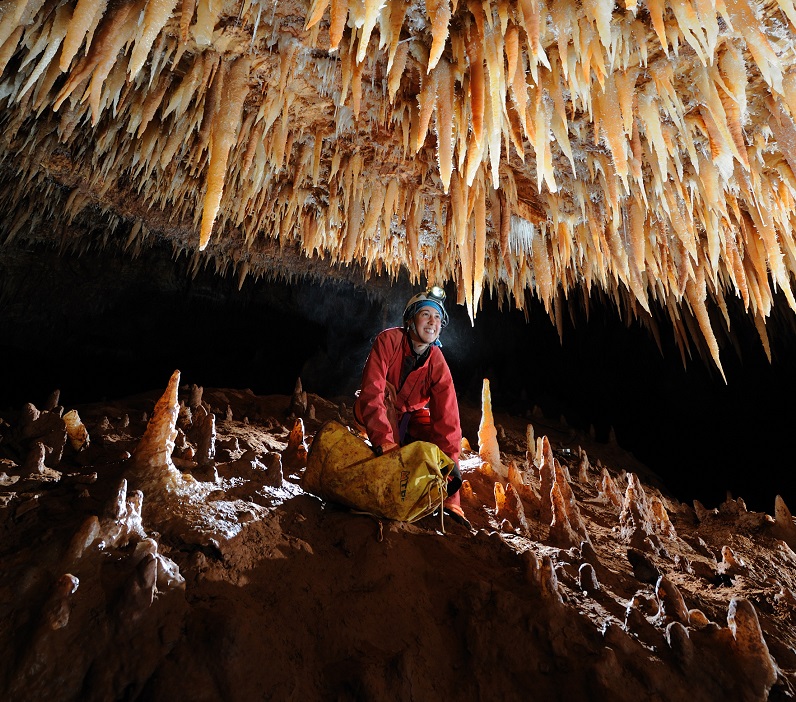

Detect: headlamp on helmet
[403, 286, 449, 328]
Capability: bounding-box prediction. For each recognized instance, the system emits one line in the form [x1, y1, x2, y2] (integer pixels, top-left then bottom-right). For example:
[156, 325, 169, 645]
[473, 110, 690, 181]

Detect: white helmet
[403, 286, 449, 328]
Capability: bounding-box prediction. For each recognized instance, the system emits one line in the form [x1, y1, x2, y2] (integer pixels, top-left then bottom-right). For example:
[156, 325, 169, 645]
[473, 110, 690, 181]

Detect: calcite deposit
[2, 0, 796, 374]
[2, 372, 796, 701]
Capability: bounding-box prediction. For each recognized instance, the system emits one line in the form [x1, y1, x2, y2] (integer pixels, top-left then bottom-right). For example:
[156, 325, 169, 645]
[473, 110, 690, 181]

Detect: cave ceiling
[2, 0, 796, 376]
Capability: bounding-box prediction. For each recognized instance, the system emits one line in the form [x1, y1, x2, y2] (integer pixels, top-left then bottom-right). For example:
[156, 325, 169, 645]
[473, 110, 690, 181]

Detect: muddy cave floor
[1, 378, 796, 702]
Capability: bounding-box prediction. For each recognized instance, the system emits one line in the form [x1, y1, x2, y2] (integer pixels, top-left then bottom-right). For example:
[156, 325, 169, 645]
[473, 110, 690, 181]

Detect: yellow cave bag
[303, 420, 455, 523]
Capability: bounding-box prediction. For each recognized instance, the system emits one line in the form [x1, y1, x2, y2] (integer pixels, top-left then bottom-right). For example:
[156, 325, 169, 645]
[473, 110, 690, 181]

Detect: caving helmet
[403, 286, 449, 329]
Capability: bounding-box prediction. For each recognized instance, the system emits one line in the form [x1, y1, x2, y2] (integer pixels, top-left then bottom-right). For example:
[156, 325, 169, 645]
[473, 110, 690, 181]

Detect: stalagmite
[494, 482, 519, 530]
[727, 598, 778, 698]
[538, 554, 563, 603]
[576, 447, 590, 483]
[525, 424, 535, 465]
[194, 406, 216, 468]
[549, 459, 591, 547]
[620, 473, 675, 546]
[774, 495, 796, 549]
[63, 410, 89, 451]
[288, 377, 308, 417]
[538, 435, 554, 524]
[578, 563, 599, 592]
[477, 378, 505, 477]
[23, 441, 47, 476]
[130, 370, 183, 490]
[627, 547, 661, 584]
[507, 459, 539, 507]
[655, 575, 689, 624]
[283, 418, 308, 472]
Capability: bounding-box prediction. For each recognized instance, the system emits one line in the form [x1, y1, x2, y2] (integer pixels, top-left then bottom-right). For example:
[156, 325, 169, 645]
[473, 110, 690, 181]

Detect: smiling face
[410, 306, 442, 346]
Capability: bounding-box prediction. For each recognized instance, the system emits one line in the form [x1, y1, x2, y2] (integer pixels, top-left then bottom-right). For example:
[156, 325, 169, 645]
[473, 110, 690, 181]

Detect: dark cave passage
[1, 242, 795, 514]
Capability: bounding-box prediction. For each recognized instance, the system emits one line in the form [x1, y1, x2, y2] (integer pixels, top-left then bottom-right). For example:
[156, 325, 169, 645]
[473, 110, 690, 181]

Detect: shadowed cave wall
[1, 240, 794, 514]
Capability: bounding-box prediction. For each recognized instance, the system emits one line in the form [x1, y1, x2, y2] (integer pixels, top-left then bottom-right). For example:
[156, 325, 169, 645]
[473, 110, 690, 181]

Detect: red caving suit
[354, 327, 461, 465]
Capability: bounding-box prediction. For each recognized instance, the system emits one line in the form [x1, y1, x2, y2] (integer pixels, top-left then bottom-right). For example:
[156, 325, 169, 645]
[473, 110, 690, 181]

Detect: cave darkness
[1, 239, 794, 515]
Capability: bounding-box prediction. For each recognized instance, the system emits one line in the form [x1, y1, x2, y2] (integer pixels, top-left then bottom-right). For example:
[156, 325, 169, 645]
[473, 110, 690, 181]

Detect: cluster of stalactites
[1, 1, 796, 370]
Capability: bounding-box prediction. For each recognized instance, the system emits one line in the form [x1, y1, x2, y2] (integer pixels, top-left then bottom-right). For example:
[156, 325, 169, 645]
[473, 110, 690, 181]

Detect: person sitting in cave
[353, 286, 467, 525]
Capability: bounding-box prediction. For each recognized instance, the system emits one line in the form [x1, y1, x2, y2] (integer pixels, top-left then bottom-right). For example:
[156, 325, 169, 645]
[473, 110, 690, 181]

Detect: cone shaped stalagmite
[478, 378, 505, 477]
[131, 370, 183, 491]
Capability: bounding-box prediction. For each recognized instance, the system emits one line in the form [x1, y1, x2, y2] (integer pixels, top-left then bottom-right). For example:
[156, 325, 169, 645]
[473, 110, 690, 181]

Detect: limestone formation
[727, 598, 779, 699]
[63, 409, 89, 451]
[188, 384, 204, 409]
[538, 435, 555, 524]
[477, 378, 504, 477]
[576, 447, 590, 483]
[665, 621, 694, 666]
[774, 495, 796, 550]
[597, 467, 624, 510]
[549, 460, 591, 548]
[506, 459, 539, 508]
[578, 563, 600, 593]
[288, 378, 308, 418]
[22, 441, 47, 476]
[619, 473, 676, 548]
[655, 576, 690, 625]
[525, 424, 535, 465]
[194, 407, 216, 467]
[494, 482, 530, 534]
[538, 555, 564, 604]
[43, 574, 80, 630]
[283, 417, 309, 471]
[130, 369, 183, 490]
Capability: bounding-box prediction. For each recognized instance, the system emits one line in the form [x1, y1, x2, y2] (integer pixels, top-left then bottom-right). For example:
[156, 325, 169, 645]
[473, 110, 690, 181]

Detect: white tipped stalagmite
[478, 378, 505, 477]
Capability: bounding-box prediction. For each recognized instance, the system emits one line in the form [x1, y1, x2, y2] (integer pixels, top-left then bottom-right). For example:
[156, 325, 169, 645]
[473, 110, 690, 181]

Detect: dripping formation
[1, 0, 796, 373]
